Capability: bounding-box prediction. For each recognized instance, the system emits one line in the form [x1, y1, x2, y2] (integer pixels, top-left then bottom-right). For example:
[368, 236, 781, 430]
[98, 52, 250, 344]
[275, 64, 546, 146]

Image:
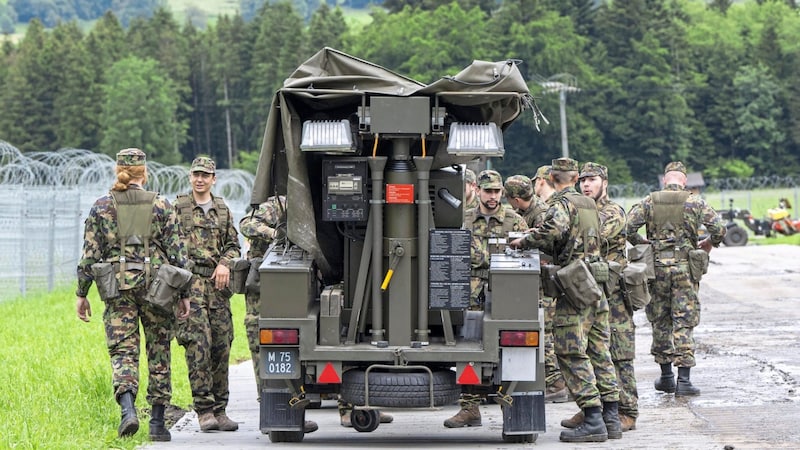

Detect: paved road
[142, 244, 800, 449]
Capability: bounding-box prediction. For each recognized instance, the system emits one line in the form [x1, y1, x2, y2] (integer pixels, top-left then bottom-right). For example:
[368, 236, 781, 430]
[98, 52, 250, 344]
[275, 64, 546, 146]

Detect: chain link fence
[0, 141, 255, 301]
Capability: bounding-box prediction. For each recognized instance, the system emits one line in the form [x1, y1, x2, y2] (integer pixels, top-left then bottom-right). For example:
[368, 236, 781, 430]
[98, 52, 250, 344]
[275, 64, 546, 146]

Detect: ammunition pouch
[540, 264, 561, 298]
[622, 262, 651, 311]
[556, 259, 603, 310]
[90, 262, 120, 301]
[230, 258, 251, 294]
[146, 264, 193, 312]
[604, 261, 623, 298]
[688, 249, 710, 283]
[628, 244, 655, 280]
[245, 257, 264, 295]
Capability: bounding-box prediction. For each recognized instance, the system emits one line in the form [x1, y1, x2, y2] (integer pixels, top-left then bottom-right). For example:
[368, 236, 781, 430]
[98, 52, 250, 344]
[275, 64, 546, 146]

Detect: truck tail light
[260, 328, 299, 345]
[499, 330, 539, 347]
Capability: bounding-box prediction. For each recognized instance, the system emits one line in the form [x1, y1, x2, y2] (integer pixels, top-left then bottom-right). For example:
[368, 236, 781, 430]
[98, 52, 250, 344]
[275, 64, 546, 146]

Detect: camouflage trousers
[103, 287, 175, 406]
[244, 290, 260, 396]
[608, 287, 638, 418]
[646, 263, 699, 368]
[176, 276, 234, 414]
[542, 296, 562, 385]
[554, 295, 619, 409]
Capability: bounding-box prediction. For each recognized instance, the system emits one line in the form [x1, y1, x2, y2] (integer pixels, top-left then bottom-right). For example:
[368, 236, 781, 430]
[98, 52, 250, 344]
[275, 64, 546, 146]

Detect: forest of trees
[1, 0, 799, 183]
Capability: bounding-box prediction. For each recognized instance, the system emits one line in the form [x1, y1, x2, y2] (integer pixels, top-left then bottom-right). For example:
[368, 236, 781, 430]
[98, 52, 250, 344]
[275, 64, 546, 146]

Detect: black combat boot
[654, 363, 676, 393]
[559, 406, 608, 443]
[117, 392, 139, 438]
[602, 401, 622, 439]
[149, 404, 171, 441]
[675, 367, 701, 396]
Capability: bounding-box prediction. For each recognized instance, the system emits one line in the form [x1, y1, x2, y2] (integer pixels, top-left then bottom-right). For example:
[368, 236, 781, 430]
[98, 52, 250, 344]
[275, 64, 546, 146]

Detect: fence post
[20, 188, 27, 297]
[47, 192, 56, 291]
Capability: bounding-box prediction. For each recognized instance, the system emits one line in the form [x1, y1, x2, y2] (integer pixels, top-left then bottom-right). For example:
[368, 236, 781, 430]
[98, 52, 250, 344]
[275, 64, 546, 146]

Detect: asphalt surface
[141, 244, 800, 449]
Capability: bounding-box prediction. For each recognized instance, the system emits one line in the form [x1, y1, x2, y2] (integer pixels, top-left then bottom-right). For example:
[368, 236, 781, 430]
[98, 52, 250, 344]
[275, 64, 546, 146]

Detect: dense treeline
[1, 0, 799, 183]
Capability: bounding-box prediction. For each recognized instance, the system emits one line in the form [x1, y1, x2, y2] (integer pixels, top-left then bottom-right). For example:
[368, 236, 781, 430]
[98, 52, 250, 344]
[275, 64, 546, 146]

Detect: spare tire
[340, 369, 460, 408]
[723, 225, 748, 247]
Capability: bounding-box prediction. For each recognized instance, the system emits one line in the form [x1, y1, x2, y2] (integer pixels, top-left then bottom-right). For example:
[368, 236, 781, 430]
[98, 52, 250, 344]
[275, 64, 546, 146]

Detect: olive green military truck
[250, 48, 546, 443]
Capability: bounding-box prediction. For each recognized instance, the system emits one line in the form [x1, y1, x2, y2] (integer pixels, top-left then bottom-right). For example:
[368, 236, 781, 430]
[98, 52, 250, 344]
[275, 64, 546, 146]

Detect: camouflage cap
[579, 162, 608, 180]
[552, 157, 579, 172]
[478, 169, 503, 189]
[116, 148, 146, 167]
[664, 161, 686, 175]
[504, 175, 533, 198]
[533, 165, 552, 180]
[191, 156, 216, 173]
[464, 168, 476, 184]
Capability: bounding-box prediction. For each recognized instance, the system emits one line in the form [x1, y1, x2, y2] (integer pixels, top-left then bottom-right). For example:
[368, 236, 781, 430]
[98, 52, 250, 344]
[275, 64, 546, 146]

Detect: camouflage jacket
[76, 185, 187, 296]
[239, 195, 286, 259]
[597, 196, 627, 266]
[626, 184, 725, 258]
[520, 186, 602, 266]
[517, 195, 549, 228]
[176, 193, 241, 270]
[466, 203, 526, 276]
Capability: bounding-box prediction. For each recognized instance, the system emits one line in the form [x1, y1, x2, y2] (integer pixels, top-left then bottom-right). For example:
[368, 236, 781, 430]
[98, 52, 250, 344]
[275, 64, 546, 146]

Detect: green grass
[0, 287, 250, 449]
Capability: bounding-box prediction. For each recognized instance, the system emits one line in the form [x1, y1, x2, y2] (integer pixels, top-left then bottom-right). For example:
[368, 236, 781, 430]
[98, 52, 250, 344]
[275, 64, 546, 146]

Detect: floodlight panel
[300, 120, 355, 153]
[446, 122, 504, 156]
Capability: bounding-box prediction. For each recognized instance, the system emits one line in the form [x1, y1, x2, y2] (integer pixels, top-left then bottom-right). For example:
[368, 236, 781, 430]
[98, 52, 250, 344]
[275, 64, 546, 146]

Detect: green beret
[116, 148, 146, 167]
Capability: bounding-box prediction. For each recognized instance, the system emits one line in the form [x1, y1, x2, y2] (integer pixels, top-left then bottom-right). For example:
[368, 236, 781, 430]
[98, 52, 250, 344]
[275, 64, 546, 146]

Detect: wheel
[340, 369, 460, 408]
[268, 430, 304, 443]
[351, 409, 380, 432]
[502, 432, 538, 443]
[723, 225, 748, 246]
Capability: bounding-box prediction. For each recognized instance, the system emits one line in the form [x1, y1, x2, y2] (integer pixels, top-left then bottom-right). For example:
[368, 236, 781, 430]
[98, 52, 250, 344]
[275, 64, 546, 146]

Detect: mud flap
[260, 389, 305, 432]
[502, 391, 546, 433]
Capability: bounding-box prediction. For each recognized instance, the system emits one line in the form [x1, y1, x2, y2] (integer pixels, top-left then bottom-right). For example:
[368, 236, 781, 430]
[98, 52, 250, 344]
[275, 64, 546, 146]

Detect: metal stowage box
[260, 246, 316, 318]
[488, 251, 541, 320]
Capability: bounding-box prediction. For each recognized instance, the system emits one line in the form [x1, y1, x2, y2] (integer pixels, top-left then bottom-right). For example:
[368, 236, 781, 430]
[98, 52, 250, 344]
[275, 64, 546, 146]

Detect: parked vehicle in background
[721, 198, 800, 246]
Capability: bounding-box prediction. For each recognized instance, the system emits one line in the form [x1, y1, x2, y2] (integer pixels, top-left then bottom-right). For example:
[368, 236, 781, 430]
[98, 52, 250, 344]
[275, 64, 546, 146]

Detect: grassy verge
[0, 288, 249, 449]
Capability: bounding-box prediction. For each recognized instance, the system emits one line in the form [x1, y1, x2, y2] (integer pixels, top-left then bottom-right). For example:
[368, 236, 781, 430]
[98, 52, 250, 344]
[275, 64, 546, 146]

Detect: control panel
[322, 158, 368, 222]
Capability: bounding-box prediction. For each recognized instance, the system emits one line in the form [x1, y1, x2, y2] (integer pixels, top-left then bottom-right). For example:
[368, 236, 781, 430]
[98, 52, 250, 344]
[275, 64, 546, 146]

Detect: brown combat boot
[620, 414, 637, 431]
[545, 377, 569, 403]
[215, 413, 239, 431]
[560, 410, 584, 429]
[198, 412, 219, 432]
[304, 420, 319, 433]
[443, 404, 482, 428]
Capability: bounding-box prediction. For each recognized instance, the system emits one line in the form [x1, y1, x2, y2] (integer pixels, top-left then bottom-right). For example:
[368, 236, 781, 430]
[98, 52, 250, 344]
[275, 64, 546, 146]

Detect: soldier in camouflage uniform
[76, 148, 191, 441]
[464, 168, 478, 211]
[626, 161, 725, 397]
[562, 162, 638, 432]
[504, 174, 547, 228]
[174, 156, 242, 432]
[444, 169, 526, 429]
[510, 158, 621, 443]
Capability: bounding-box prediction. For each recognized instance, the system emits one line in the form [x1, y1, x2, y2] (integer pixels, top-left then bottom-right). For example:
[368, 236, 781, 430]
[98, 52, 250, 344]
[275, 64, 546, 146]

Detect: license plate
[261, 348, 300, 378]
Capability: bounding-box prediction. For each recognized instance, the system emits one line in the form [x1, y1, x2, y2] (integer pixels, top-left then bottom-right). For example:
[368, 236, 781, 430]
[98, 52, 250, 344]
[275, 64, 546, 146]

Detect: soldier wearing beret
[445, 169, 526, 429]
[626, 161, 725, 397]
[76, 148, 191, 441]
[510, 158, 621, 443]
[559, 162, 638, 432]
[174, 156, 242, 432]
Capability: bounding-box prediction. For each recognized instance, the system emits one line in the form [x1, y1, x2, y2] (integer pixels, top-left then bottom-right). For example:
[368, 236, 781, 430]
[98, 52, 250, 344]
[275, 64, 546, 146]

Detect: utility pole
[537, 74, 580, 159]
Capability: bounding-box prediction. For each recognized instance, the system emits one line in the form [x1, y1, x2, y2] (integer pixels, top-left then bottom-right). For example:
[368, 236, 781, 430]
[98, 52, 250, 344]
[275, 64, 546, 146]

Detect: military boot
[545, 377, 569, 403]
[304, 420, 319, 433]
[675, 367, 701, 396]
[619, 414, 637, 431]
[654, 363, 676, 393]
[560, 410, 584, 429]
[117, 392, 139, 438]
[559, 406, 608, 443]
[198, 412, 219, 432]
[215, 413, 239, 431]
[443, 395, 482, 428]
[602, 401, 622, 440]
[149, 404, 171, 442]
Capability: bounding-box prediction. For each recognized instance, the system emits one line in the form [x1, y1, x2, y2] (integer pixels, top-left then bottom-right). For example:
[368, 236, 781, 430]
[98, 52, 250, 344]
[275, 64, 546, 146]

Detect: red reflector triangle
[458, 364, 480, 384]
[319, 363, 341, 384]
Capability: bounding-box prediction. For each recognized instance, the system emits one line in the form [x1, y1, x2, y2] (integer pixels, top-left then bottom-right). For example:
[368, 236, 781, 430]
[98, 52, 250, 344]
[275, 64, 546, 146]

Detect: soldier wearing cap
[464, 168, 478, 211]
[558, 162, 637, 432]
[76, 148, 191, 441]
[626, 161, 725, 398]
[174, 156, 242, 432]
[444, 169, 526, 429]
[504, 174, 547, 228]
[510, 157, 621, 443]
[533, 164, 556, 203]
